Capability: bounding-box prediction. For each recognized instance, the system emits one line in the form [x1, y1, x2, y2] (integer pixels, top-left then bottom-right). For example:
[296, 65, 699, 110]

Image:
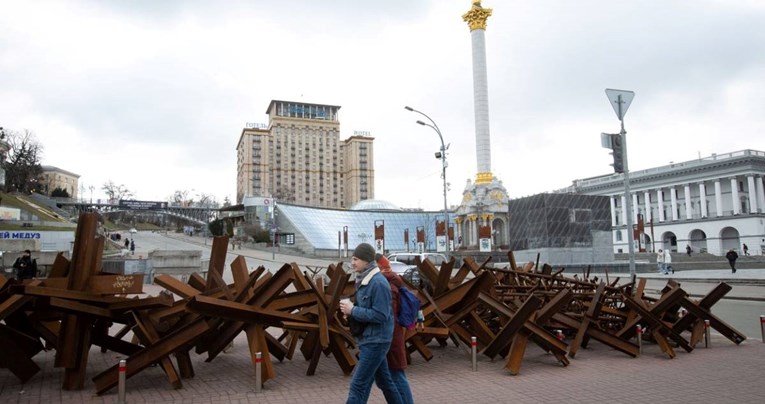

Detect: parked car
[386, 252, 447, 294]
[386, 252, 447, 271]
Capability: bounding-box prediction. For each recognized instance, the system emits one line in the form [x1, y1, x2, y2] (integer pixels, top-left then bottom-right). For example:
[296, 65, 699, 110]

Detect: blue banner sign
[0, 232, 42, 239]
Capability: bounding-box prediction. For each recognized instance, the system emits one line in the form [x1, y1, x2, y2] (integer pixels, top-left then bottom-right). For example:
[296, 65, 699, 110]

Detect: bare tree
[3, 129, 44, 194]
[169, 189, 192, 206]
[167, 190, 219, 208]
[102, 180, 134, 202]
[197, 193, 219, 208]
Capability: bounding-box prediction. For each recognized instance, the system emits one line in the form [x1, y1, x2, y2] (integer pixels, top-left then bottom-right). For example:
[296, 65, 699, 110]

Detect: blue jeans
[388, 369, 413, 404]
[347, 342, 401, 404]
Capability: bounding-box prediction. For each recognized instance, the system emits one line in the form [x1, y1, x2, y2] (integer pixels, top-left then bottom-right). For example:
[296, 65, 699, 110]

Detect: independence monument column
[456, 1, 509, 251]
[462, 0, 493, 184]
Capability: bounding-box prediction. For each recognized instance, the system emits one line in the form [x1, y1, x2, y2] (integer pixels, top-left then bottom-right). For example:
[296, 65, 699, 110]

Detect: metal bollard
[255, 352, 262, 393]
[760, 315, 764, 343]
[471, 336, 477, 371]
[117, 359, 127, 404]
[636, 325, 642, 356]
[704, 320, 711, 348]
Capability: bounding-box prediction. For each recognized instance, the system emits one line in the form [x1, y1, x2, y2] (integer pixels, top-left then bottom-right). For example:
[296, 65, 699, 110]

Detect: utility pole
[605, 89, 636, 280]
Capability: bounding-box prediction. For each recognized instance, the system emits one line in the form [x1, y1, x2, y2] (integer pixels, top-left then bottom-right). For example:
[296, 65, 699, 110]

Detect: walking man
[742, 243, 749, 255]
[726, 249, 739, 273]
[376, 254, 414, 404]
[340, 243, 401, 404]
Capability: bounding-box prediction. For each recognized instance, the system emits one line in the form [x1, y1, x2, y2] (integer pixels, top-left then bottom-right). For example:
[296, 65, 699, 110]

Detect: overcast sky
[2, 1, 764, 210]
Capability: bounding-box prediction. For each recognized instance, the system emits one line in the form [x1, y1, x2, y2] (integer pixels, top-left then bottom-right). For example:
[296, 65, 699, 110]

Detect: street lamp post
[405, 106, 449, 257]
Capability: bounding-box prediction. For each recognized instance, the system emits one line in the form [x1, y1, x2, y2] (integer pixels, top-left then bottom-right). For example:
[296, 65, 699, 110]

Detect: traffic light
[611, 134, 624, 173]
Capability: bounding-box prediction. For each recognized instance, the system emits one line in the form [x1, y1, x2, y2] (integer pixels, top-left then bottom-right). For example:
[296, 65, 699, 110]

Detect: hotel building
[236, 100, 374, 209]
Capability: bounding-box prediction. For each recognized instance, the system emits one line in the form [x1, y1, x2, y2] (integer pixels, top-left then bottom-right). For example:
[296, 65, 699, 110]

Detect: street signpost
[606, 89, 634, 120]
[604, 89, 636, 279]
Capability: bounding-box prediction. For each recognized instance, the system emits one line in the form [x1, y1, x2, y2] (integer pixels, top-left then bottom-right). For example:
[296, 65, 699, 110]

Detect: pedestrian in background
[686, 244, 692, 257]
[742, 243, 749, 256]
[376, 254, 414, 404]
[13, 249, 37, 280]
[663, 249, 673, 274]
[726, 249, 738, 273]
[656, 249, 666, 273]
[130, 239, 136, 256]
[340, 243, 401, 404]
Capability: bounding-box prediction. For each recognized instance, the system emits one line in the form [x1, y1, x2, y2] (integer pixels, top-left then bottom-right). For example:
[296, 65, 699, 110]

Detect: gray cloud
[1, 0, 764, 207]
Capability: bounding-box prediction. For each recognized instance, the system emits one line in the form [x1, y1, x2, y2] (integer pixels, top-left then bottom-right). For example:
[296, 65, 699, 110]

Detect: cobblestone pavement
[2, 331, 764, 404]
[6, 233, 762, 403]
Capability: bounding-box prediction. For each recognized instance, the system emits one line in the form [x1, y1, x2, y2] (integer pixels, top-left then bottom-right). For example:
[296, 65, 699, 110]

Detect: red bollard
[118, 359, 127, 404]
[556, 329, 565, 342]
[636, 325, 643, 356]
[255, 352, 262, 392]
[759, 315, 764, 343]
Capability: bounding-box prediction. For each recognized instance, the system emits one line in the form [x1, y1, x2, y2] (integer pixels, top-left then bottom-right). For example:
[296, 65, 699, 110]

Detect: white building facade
[564, 150, 765, 256]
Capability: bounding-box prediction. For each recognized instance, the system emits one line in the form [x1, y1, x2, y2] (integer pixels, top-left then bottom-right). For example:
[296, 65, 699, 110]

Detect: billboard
[242, 196, 274, 207]
[119, 200, 168, 210]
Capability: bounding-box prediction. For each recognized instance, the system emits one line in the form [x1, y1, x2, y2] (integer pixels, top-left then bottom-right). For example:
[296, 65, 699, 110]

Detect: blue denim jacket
[351, 267, 393, 346]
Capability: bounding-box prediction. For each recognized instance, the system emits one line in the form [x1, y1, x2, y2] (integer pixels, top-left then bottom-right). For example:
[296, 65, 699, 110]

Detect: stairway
[614, 251, 765, 270]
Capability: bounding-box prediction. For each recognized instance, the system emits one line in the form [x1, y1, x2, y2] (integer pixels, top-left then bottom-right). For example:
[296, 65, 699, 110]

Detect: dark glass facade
[506, 193, 611, 251]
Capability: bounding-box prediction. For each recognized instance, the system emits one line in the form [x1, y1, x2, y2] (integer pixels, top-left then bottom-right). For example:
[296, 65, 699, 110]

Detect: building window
[615, 230, 622, 242]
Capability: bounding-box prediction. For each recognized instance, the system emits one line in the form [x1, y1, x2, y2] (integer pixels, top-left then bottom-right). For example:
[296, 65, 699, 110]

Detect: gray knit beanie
[352, 243, 376, 263]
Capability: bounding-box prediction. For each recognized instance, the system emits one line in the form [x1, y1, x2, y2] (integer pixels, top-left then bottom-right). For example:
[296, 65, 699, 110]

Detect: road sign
[605, 89, 635, 121]
[601, 132, 613, 149]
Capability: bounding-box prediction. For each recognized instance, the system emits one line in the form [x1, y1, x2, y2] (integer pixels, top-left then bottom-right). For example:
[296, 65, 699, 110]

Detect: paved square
[2, 331, 763, 403]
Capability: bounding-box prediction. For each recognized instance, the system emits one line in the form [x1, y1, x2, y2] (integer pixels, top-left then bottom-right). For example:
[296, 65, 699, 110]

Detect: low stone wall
[102, 259, 154, 284]
[148, 250, 203, 277]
